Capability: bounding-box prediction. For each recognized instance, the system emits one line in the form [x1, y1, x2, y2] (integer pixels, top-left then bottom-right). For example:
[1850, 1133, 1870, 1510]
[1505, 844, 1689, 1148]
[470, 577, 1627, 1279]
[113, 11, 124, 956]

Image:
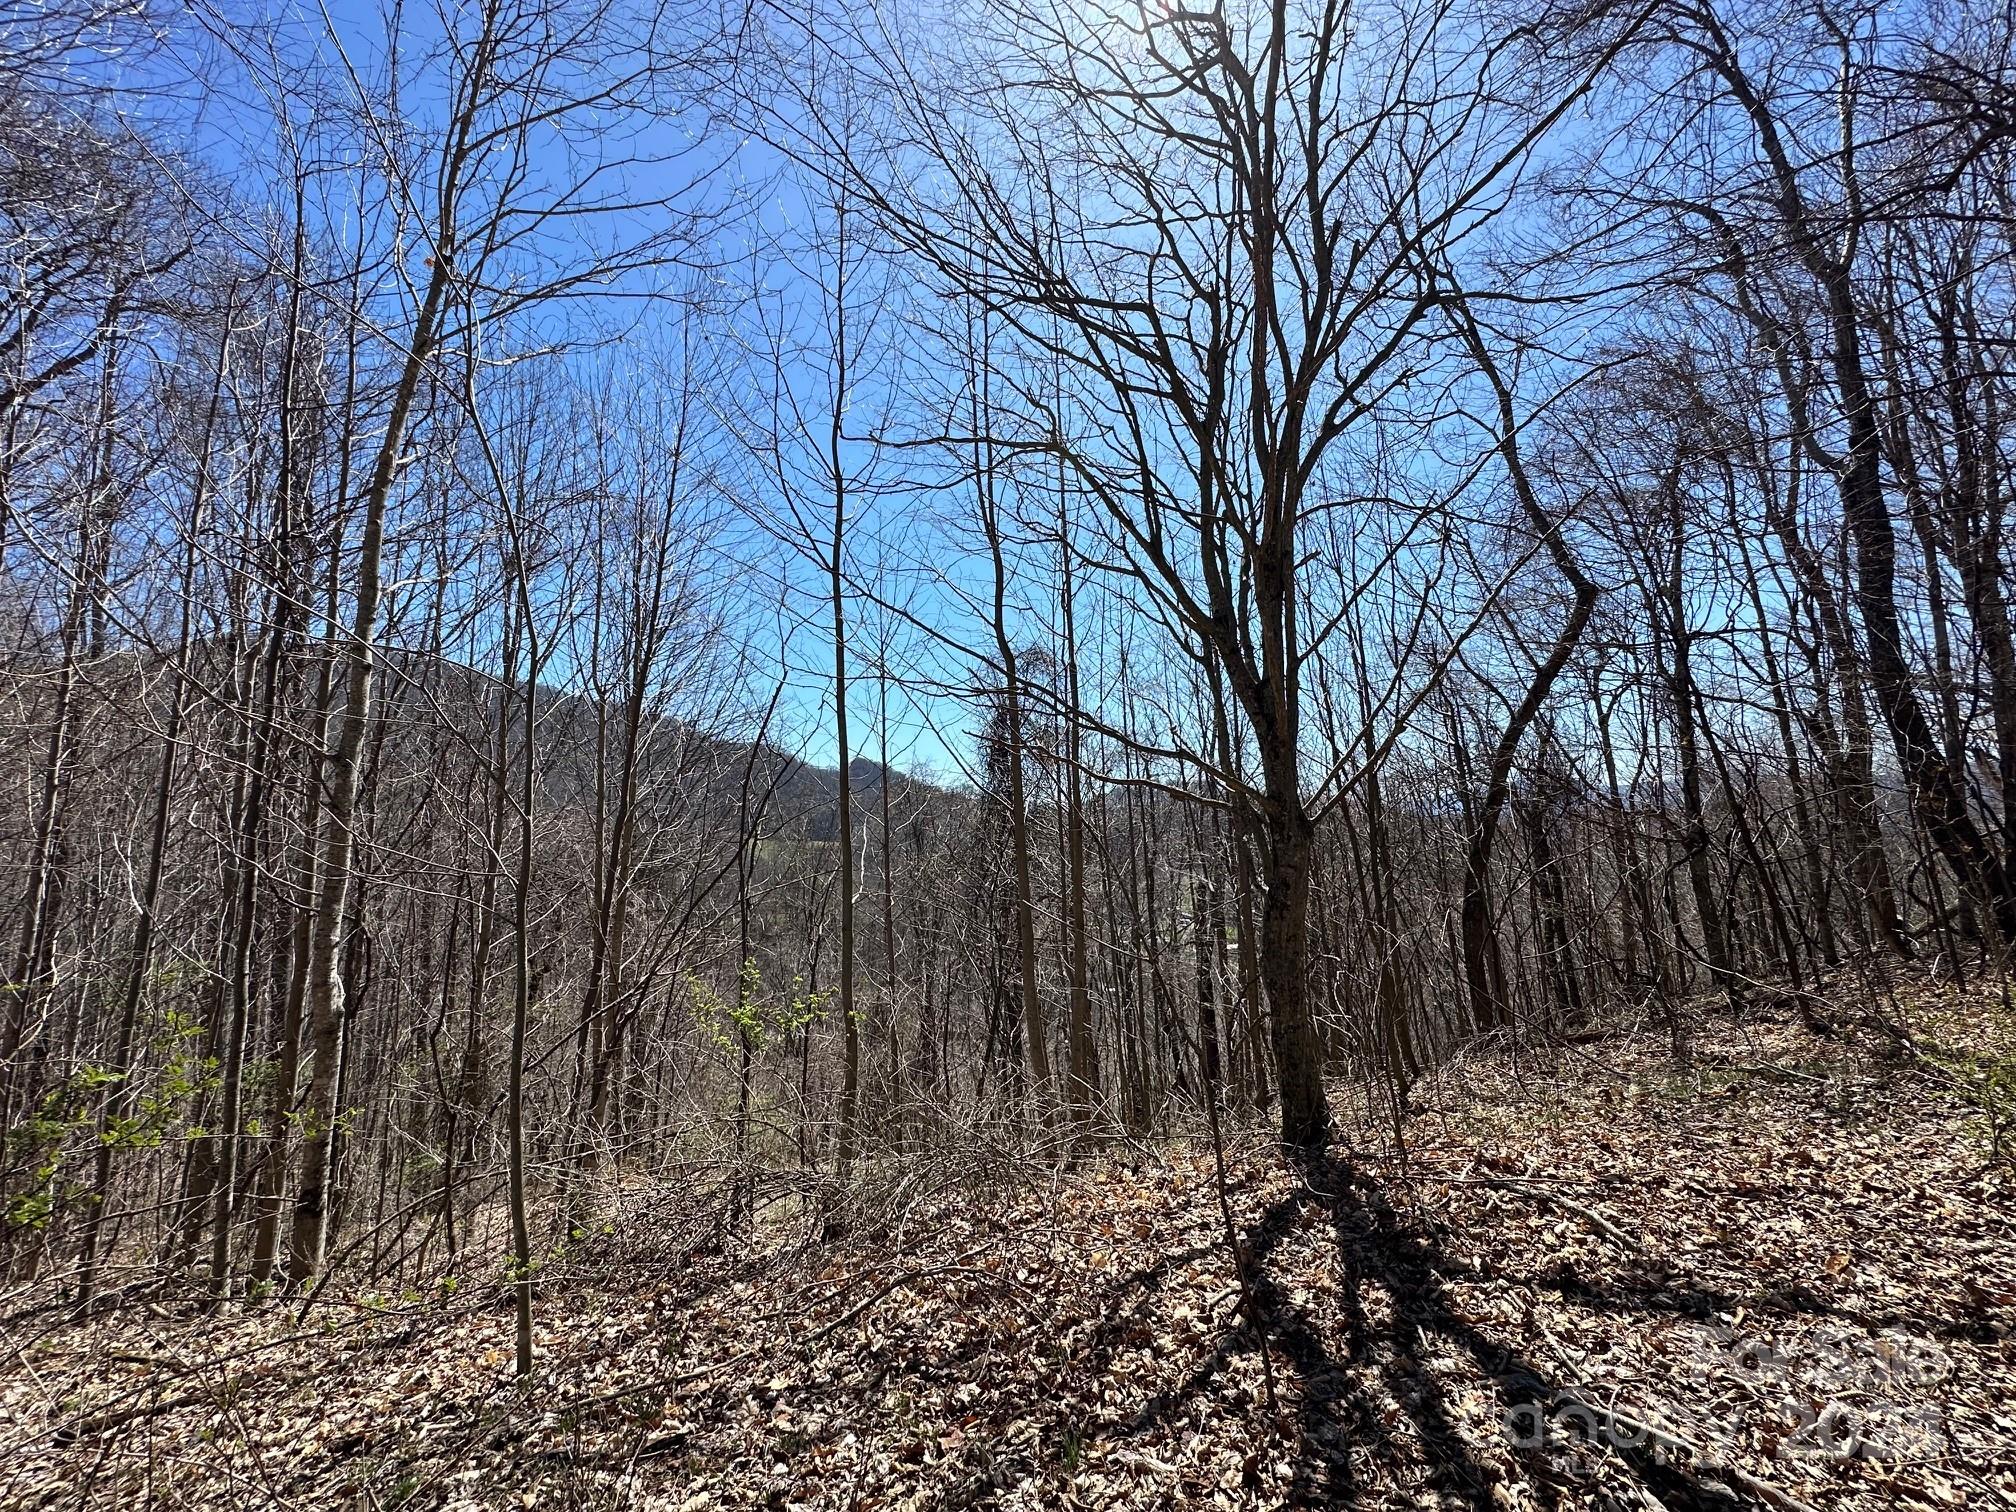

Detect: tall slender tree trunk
[77, 310, 230, 1301]
[1699, 14, 2016, 938]
[287, 250, 454, 1287]
[1444, 295, 1601, 1032]
[1058, 483, 1098, 1131]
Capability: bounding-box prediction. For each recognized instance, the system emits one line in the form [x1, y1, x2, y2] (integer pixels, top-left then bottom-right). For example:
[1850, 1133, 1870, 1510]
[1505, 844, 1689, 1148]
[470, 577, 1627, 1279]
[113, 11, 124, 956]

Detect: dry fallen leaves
[1, 975, 2011, 1510]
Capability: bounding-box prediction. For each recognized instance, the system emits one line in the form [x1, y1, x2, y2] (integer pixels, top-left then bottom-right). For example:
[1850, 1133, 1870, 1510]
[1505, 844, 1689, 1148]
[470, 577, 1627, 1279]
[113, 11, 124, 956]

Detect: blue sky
[50, 0, 1802, 804]
[81, 0, 987, 783]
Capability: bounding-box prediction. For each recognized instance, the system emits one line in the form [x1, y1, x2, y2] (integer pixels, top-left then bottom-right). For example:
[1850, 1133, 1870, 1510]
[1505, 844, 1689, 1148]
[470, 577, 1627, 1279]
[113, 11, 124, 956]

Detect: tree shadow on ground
[1117, 1152, 1765, 1511]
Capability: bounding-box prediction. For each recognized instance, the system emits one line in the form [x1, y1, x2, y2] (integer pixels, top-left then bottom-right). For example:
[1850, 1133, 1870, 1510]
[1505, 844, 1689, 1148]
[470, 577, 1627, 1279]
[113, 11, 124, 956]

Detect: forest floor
[2, 974, 2013, 1511]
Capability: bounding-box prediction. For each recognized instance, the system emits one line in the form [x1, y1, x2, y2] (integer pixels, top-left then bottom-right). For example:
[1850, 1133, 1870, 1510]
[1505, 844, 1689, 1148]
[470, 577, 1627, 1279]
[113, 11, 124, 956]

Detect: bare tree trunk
[288, 250, 455, 1287]
[74, 299, 235, 1300]
[1441, 298, 1601, 1033]
[831, 379, 860, 1186]
[1058, 477, 1098, 1132]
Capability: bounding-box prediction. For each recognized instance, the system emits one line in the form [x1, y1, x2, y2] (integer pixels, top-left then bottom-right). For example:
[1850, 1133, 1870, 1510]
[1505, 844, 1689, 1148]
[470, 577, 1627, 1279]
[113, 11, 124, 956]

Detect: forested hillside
[2, 0, 2013, 1505]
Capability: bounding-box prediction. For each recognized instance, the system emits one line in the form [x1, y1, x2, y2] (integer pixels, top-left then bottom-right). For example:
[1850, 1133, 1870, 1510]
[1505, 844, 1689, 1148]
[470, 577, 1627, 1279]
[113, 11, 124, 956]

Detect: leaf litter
[1, 978, 2010, 1510]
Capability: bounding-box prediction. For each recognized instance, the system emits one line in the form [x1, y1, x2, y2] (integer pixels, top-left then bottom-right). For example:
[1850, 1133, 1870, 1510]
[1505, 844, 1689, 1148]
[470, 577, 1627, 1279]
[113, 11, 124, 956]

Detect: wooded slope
[4, 981, 2008, 1511]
